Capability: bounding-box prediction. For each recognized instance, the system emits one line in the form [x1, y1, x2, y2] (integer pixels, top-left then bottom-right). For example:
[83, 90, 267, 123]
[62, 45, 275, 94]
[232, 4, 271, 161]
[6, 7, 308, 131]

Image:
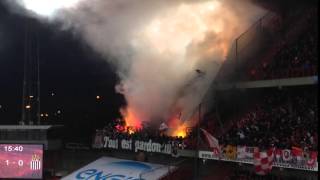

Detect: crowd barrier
[199, 146, 318, 172]
[92, 135, 318, 172]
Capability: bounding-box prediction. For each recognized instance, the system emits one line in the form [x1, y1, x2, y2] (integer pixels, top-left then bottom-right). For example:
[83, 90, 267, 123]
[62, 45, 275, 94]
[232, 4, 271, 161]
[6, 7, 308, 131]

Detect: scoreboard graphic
[0, 144, 43, 179]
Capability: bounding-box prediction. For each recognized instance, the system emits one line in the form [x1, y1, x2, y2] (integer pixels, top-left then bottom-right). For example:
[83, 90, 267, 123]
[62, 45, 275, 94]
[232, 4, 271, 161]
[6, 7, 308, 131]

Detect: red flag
[275, 149, 282, 161]
[253, 148, 274, 175]
[292, 146, 303, 161]
[307, 151, 318, 167]
[292, 146, 303, 156]
[200, 128, 220, 155]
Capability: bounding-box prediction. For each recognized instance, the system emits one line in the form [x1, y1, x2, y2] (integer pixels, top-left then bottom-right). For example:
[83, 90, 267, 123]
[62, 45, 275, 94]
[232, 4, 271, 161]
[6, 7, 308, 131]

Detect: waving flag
[307, 151, 318, 167]
[159, 122, 169, 131]
[200, 128, 220, 155]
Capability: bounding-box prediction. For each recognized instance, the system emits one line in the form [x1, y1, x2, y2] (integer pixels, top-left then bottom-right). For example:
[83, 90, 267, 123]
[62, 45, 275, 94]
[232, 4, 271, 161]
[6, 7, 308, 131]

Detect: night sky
[0, 2, 125, 141]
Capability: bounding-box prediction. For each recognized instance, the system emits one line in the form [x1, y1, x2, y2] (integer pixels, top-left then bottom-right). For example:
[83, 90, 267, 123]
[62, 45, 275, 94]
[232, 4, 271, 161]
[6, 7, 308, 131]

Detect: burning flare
[166, 113, 190, 138]
[171, 124, 188, 138]
[120, 107, 142, 132]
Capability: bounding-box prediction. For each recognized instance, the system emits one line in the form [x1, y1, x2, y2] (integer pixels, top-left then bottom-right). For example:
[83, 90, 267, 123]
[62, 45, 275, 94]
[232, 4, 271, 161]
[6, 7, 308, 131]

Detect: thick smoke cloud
[9, 0, 265, 129]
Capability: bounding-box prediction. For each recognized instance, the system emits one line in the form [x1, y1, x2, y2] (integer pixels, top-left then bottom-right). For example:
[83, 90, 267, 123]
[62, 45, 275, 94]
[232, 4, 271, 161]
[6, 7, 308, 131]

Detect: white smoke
[9, 0, 266, 127]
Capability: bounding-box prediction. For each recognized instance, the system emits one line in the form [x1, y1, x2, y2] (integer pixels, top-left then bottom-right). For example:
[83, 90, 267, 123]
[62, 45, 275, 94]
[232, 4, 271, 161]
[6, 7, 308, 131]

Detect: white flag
[237, 146, 247, 159]
[159, 122, 168, 131]
[200, 128, 220, 154]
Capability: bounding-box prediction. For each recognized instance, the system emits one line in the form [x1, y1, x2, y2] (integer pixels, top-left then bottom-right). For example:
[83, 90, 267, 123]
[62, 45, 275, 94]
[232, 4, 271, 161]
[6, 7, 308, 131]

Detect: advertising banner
[222, 145, 237, 160]
[92, 133, 318, 172]
[199, 146, 318, 172]
[62, 157, 174, 180]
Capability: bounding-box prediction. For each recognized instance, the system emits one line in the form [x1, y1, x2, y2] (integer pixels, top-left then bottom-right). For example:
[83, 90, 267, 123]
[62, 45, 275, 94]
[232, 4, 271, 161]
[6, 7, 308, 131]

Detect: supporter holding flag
[159, 122, 169, 131]
[159, 122, 169, 136]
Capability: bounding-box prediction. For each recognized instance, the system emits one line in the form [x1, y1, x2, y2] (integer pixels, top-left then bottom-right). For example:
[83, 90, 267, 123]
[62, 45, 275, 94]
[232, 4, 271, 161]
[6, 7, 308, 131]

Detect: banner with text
[199, 145, 318, 172]
[93, 136, 172, 155]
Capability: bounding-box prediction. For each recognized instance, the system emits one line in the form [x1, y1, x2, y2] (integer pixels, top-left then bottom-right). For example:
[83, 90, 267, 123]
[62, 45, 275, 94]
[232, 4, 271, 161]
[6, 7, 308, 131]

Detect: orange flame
[120, 107, 142, 133]
[127, 128, 135, 135]
[167, 113, 189, 138]
[171, 123, 187, 138]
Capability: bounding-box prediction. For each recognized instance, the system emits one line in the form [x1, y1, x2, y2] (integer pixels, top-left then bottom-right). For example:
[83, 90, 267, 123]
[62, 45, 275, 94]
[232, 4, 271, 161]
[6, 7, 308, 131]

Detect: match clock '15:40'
[0, 144, 43, 179]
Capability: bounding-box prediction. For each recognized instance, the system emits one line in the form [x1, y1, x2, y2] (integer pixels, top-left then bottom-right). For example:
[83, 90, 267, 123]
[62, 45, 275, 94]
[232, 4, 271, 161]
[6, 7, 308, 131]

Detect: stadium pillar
[193, 103, 201, 179]
[21, 19, 41, 125]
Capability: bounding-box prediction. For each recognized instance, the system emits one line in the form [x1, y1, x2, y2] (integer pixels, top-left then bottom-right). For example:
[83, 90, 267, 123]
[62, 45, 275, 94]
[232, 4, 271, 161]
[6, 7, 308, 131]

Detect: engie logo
[76, 161, 152, 180]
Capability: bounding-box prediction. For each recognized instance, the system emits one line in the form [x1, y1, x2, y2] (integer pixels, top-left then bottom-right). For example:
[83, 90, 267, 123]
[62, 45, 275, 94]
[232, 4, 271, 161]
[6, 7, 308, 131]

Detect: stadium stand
[218, 86, 318, 151]
[90, 3, 318, 179]
[248, 9, 318, 80]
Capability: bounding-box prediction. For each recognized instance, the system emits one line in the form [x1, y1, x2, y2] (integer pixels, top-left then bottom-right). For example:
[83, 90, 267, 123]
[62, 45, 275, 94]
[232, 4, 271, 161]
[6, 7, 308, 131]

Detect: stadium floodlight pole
[36, 30, 41, 125]
[21, 20, 28, 125]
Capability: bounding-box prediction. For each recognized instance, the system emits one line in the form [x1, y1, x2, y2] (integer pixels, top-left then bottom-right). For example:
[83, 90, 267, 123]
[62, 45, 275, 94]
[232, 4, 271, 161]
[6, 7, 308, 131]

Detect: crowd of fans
[248, 8, 317, 80]
[218, 87, 318, 151]
[95, 86, 317, 153]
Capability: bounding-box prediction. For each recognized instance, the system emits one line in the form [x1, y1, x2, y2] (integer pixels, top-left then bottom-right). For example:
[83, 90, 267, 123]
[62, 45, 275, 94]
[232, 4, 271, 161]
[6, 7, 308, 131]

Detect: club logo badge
[30, 154, 41, 170]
